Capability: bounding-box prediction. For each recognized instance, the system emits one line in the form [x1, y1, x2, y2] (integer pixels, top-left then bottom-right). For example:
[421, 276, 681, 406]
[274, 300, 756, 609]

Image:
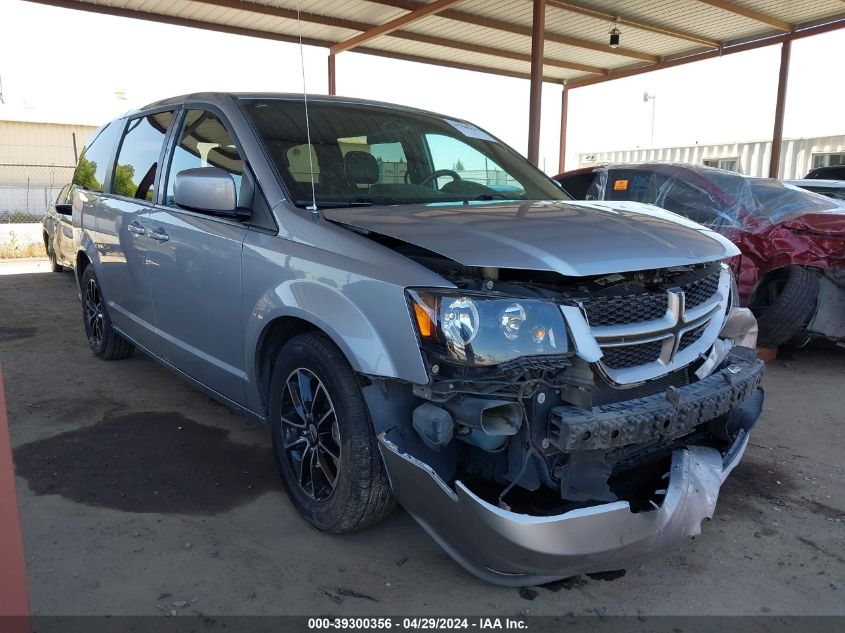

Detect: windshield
[749, 179, 842, 221]
[241, 98, 568, 208]
[686, 169, 841, 222]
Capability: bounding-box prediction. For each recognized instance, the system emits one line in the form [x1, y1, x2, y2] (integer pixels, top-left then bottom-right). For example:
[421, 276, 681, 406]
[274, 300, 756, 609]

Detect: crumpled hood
[780, 210, 845, 237]
[325, 200, 739, 277]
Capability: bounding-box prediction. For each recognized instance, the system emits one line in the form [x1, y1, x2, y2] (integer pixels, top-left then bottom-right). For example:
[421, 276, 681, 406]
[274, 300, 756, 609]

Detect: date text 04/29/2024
[307, 617, 528, 630]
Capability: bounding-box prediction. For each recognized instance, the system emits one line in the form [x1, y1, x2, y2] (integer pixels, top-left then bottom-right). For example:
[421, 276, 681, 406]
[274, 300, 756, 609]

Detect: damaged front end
[365, 260, 764, 585]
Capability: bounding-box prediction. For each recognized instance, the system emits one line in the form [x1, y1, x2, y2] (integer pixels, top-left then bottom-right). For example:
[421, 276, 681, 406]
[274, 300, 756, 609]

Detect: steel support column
[527, 0, 546, 166]
[558, 83, 568, 173]
[769, 40, 791, 178]
[328, 53, 336, 95]
[0, 366, 31, 632]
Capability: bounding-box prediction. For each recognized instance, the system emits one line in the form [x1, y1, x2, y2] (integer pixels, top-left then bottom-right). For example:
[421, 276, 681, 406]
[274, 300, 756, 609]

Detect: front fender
[243, 276, 430, 414]
[251, 278, 408, 370]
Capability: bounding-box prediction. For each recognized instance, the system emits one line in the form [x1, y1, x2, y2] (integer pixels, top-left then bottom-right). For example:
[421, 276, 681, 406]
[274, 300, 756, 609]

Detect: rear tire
[269, 332, 395, 533]
[47, 242, 63, 272]
[751, 266, 819, 348]
[81, 266, 134, 360]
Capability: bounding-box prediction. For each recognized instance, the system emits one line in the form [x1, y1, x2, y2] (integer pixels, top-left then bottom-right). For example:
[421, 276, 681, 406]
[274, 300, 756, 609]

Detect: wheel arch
[254, 315, 324, 416]
[75, 250, 92, 291]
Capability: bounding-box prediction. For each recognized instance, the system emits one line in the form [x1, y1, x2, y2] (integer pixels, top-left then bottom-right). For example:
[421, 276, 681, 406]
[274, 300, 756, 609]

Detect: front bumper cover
[378, 353, 764, 586]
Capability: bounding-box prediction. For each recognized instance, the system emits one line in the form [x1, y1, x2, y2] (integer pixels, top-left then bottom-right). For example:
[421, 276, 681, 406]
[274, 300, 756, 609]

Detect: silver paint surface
[324, 200, 739, 277]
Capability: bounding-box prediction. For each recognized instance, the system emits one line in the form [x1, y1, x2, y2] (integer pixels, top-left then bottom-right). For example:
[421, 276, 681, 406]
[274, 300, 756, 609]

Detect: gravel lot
[1, 261, 843, 617]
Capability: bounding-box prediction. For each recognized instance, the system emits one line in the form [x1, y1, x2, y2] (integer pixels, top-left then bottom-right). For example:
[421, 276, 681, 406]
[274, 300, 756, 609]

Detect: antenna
[295, 0, 319, 216]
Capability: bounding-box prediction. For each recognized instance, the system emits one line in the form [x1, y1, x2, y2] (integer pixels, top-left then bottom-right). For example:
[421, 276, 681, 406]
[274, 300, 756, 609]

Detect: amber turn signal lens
[414, 303, 433, 337]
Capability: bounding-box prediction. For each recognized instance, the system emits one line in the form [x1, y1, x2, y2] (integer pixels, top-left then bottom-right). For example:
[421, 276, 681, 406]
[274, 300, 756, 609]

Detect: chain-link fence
[0, 163, 76, 224]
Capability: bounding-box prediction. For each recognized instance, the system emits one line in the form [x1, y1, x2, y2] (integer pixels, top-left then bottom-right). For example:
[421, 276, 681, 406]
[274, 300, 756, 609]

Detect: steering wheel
[419, 169, 462, 188]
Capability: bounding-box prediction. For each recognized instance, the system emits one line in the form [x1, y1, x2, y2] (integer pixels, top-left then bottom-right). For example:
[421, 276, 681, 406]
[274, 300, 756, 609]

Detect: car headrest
[344, 151, 379, 186]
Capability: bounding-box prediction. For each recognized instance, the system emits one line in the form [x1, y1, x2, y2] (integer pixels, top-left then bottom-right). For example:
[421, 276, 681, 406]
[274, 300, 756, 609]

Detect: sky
[0, 0, 843, 174]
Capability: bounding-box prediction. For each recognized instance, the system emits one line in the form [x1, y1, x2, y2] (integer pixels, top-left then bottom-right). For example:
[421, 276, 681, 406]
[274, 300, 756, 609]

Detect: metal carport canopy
[24, 0, 845, 175]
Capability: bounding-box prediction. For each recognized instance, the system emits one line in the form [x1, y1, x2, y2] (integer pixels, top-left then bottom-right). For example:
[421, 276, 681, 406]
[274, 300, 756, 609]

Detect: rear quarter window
[71, 122, 122, 193]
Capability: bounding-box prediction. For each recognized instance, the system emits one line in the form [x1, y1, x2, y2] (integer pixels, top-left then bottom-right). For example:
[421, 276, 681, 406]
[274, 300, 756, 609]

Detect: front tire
[751, 266, 819, 348]
[269, 332, 394, 533]
[81, 266, 134, 360]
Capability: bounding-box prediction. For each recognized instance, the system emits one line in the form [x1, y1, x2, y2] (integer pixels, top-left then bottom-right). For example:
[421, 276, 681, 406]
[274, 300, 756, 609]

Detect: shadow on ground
[14, 411, 282, 514]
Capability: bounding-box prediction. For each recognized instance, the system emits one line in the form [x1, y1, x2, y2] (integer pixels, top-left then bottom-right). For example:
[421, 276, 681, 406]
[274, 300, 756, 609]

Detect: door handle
[148, 227, 169, 243]
[128, 222, 145, 236]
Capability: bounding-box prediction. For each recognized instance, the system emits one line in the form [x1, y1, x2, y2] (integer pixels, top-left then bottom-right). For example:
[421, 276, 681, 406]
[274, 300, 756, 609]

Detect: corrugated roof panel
[544, 4, 706, 58]
[450, 0, 531, 29]
[282, 0, 407, 24]
[362, 36, 541, 75]
[400, 18, 529, 56]
[401, 13, 641, 72]
[747, 0, 844, 25]
[581, 0, 775, 43]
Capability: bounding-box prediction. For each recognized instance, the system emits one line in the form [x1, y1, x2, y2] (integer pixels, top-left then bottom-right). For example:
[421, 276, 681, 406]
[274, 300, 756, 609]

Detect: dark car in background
[555, 163, 845, 348]
[785, 179, 845, 201]
[42, 182, 77, 272]
[805, 164, 845, 180]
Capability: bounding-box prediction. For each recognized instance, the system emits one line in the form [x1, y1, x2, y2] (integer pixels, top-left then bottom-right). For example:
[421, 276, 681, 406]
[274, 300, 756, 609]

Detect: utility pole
[643, 91, 656, 148]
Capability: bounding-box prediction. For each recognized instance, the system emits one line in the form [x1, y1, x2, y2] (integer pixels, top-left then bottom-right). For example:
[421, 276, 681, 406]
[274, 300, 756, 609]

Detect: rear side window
[72, 122, 122, 192]
[112, 111, 174, 200]
[165, 110, 244, 206]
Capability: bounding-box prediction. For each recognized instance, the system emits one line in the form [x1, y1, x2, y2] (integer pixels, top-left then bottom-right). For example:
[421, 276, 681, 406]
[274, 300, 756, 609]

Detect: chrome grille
[602, 340, 664, 369]
[678, 323, 708, 351]
[684, 272, 721, 310]
[574, 266, 731, 386]
[580, 293, 667, 326]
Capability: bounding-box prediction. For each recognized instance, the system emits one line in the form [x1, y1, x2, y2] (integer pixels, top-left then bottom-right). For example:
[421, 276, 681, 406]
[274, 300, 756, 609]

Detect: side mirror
[55, 203, 72, 215]
[174, 167, 238, 215]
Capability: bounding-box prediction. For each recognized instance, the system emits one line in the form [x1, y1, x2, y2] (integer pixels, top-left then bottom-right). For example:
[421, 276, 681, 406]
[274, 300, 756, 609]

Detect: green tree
[455, 159, 465, 171]
[71, 155, 100, 190]
[112, 164, 136, 197]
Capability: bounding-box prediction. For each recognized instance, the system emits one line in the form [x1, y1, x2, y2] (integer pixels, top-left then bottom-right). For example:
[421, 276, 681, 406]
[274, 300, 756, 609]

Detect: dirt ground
[1, 261, 843, 617]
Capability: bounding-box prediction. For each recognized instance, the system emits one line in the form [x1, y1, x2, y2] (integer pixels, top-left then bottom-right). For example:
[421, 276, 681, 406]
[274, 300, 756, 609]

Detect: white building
[578, 135, 845, 180]
[0, 117, 98, 219]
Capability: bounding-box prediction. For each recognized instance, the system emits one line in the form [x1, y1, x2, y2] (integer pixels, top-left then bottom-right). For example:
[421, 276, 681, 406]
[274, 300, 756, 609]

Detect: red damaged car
[555, 163, 845, 347]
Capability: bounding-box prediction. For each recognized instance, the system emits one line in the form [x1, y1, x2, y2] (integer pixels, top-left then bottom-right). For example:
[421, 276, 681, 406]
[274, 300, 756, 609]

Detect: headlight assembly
[407, 289, 568, 367]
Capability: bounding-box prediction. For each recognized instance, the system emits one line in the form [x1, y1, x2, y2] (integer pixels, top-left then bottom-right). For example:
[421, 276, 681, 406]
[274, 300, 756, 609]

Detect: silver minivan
[70, 93, 763, 585]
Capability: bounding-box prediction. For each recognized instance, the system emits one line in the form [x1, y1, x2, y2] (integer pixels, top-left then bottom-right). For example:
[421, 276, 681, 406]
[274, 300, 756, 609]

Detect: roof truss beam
[547, 0, 720, 48]
[694, 0, 793, 32]
[368, 0, 659, 62]
[330, 0, 462, 55]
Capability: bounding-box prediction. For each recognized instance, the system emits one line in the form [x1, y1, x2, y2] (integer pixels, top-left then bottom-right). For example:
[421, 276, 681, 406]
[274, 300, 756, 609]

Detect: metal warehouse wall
[0, 120, 97, 221]
[579, 135, 845, 179]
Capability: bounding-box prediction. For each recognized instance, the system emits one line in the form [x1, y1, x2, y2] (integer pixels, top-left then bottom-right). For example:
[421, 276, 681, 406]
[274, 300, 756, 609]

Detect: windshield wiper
[475, 193, 513, 201]
[294, 196, 411, 210]
[293, 199, 367, 209]
[349, 195, 410, 206]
